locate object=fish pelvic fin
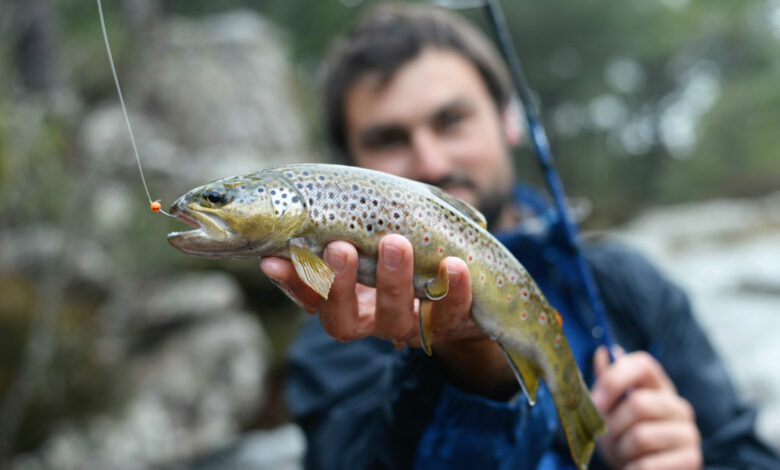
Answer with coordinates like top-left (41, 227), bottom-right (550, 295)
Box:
top-left (289, 238), bottom-right (335, 300)
top-left (498, 343), bottom-right (540, 406)
top-left (553, 381), bottom-right (607, 470)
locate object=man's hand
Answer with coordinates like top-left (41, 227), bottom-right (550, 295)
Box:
top-left (260, 234), bottom-right (516, 399)
top-left (592, 346), bottom-right (703, 470)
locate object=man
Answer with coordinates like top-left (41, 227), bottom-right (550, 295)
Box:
top-left (261, 4), bottom-right (780, 469)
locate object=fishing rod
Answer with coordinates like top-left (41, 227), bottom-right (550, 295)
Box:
top-left (435, 0), bottom-right (617, 362)
top-left (480, 0), bottom-right (617, 362)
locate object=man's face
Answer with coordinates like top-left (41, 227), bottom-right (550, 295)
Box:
top-left (343, 47), bottom-right (518, 227)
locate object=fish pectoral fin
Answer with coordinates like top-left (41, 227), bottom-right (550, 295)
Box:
top-left (424, 260), bottom-right (449, 300)
top-left (289, 240), bottom-right (335, 300)
top-left (498, 343), bottom-right (541, 406)
top-left (418, 300), bottom-right (434, 356)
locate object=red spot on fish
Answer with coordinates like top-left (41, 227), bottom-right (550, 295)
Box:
top-left (479, 274), bottom-right (485, 281)
top-left (555, 311), bottom-right (563, 327)
top-left (540, 313), bottom-right (547, 324)
top-left (555, 335), bottom-right (561, 347)
top-left (438, 247), bottom-right (444, 255)
top-left (506, 295), bottom-right (512, 302)
top-left (467, 254), bottom-right (474, 263)
top-left (520, 311), bottom-right (528, 320)
top-left (521, 289), bottom-right (529, 300)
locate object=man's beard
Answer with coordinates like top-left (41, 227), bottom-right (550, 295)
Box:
top-left (426, 173), bottom-right (510, 231)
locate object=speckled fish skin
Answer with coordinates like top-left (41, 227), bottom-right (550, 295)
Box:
top-left (167, 163), bottom-right (605, 468)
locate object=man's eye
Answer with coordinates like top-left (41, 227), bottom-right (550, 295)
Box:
top-left (437, 110), bottom-right (463, 131)
top-left (204, 190), bottom-right (225, 204)
top-left (362, 129), bottom-right (408, 151)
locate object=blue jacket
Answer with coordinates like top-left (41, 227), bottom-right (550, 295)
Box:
top-left (285, 189), bottom-right (780, 469)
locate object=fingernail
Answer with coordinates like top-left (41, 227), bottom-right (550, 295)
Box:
top-left (382, 244), bottom-right (402, 269)
top-left (447, 267), bottom-right (460, 288)
top-left (326, 248), bottom-right (346, 273)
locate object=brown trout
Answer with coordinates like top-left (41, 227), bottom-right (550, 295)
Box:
top-left (167, 163), bottom-right (605, 468)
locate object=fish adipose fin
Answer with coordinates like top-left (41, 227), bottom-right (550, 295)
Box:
top-left (426, 185), bottom-right (488, 229)
top-left (289, 239), bottom-right (335, 300)
top-left (554, 386), bottom-right (606, 470)
top-left (498, 343), bottom-right (540, 406)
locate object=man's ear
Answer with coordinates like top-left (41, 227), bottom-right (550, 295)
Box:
top-left (502, 98), bottom-right (523, 148)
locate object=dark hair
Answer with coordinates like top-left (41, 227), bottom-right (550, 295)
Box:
top-left (322, 2), bottom-right (513, 158)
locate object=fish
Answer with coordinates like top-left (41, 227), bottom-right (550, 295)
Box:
top-left (167, 163), bottom-right (605, 468)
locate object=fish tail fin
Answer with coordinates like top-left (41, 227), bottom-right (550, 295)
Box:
top-left (553, 386), bottom-right (606, 470)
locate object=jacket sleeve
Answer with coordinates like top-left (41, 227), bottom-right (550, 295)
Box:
top-left (586, 243), bottom-right (780, 470)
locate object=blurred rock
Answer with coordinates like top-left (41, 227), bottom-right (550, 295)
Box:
top-left (11, 311), bottom-right (269, 470)
top-left (138, 272), bottom-right (245, 326)
top-left (80, 8), bottom-right (314, 196)
top-left (176, 423), bottom-right (305, 470)
top-left (610, 191), bottom-right (780, 451)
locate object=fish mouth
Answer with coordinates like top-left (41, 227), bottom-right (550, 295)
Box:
top-left (167, 204), bottom-right (245, 257)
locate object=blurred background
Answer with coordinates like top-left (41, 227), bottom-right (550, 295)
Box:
top-left (1, 0), bottom-right (779, 468)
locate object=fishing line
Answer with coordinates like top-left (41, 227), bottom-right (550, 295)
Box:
top-left (96, 0), bottom-right (172, 217)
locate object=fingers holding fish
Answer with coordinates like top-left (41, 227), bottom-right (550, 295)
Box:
top-left (373, 235), bottom-right (417, 343)
top-left (425, 257), bottom-right (480, 343)
top-left (319, 241), bottom-right (372, 342)
top-left (591, 348), bottom-right (676, 412)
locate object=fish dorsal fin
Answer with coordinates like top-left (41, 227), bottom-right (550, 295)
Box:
top-left (425, 185), bottom-right (487, 229)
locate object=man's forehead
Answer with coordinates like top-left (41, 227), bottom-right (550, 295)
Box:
top-left (345, 47), bottom-right (490, 128)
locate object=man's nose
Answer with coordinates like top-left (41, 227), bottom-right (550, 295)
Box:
top-left (410, 129), bottom-right (450, 184)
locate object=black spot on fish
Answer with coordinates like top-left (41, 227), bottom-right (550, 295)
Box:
top-left (394, 192), bottom-right (400, 198)
top-left (274, 200), bottom-right (280, 205)
top-left (329, 192), bottom-right (334, 199)
top-left (257, 188), bottom-right (264, 193)
top-left (241, 185), bottom-right (246, 189)
top-left (313, 209), bottom-right (319, 217)
top-left (360, 197), bottom-right (366, 204)
top-left (366, 224), bottom-right (373, 231)
top-left (292, 196), bottom-right (299, 203)
top-left (393, 213), bottom-right (400, 219)
top-left (319, 176), bottom-right (325, 181)
top-left (306, 183), bottom-right (314, 190)
top-left (352, 184), bottom-right (359, 190)
top-left (349, 203), bottom-right (356, 210)
top-left (378, 220), bottom-right (384, 225)
top-left (308, 198), bottom-right (313, 205)
top-left (282, 193), bottom-right (287, 198)
top-left (303, 171), bottom-right (309, 176)
top-left (372, 200), bottom-right (378, 206)
top-left (286, 173), bottom-right (293, 178)
top-left (349, 223), bottom-right (355, 229)
top-left (270, 190), bottom-right (276, 195)
top-left (329, 214), bottom-right (335, 220)
top-left (297, 183), bottom-right (303, 189)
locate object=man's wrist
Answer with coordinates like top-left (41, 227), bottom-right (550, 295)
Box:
top-left (432, 337), bottom-right (519, 401)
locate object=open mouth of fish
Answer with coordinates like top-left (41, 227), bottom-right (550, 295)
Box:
top-left (166, 205), bottom-right (235, 249)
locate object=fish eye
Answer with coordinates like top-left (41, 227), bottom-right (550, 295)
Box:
top-left (203, 189), bottom-right (225, 204)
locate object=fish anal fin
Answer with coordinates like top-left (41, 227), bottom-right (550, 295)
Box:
top-left (498, 343), bottom-right (540, 406)
top-left (289, 239), bottom-right (334, 300)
